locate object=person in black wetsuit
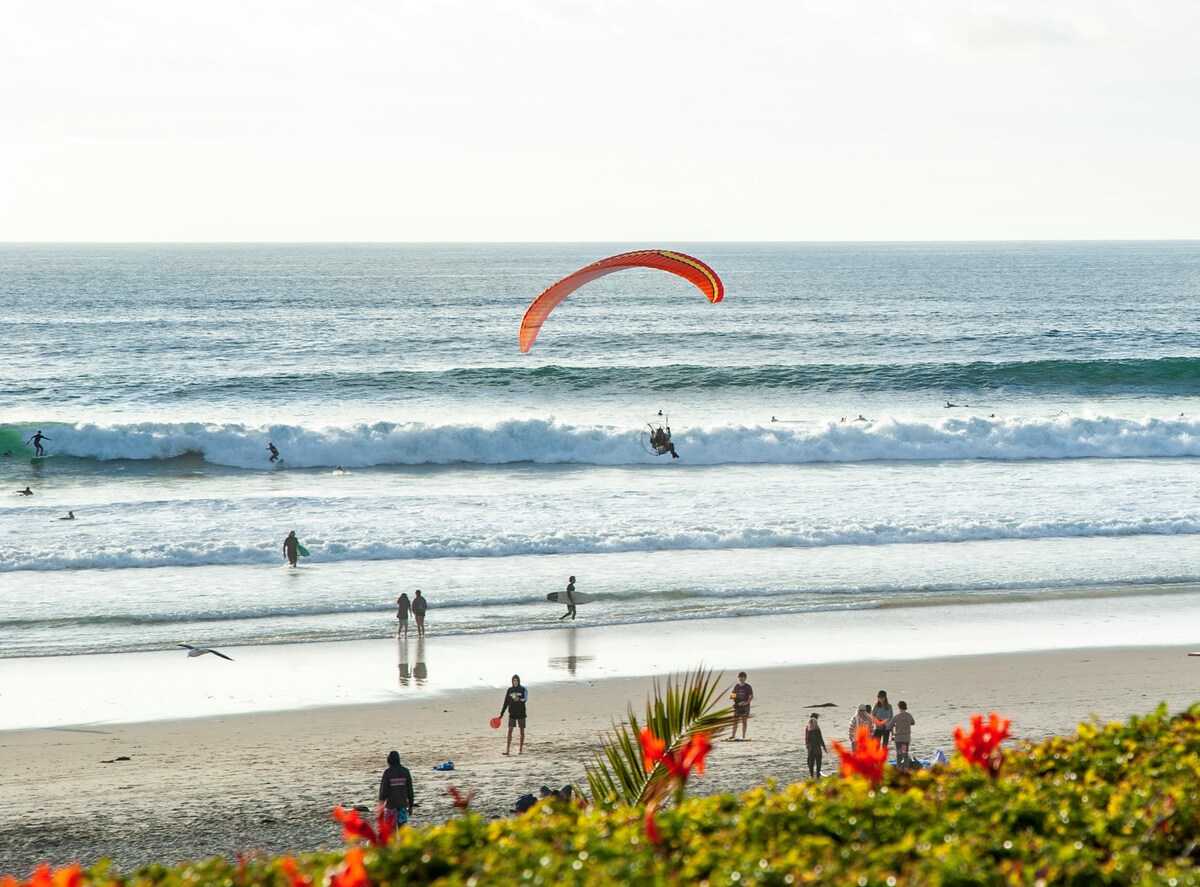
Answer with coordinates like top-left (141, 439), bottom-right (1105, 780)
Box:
top-left (500, 674), bottom-right (528, 756)
top-left (282, 530), bottom-right (299, 567)
top-left (27, 431), bottom-right (50, 456)
top-left (375, 750), bottom-right (415, 830)
top-left (267, 442), bottom-right (280, 463)
top-left (559, 575), bottom-right (577, 621)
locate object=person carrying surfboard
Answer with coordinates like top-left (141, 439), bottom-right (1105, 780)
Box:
top-left (282, 529), bottom-right (299, 567)
top-left (559, 576), bottom-right (577, 621)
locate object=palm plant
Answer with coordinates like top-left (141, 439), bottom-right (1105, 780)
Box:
top-left (584, 666), bottom-right (737, 810)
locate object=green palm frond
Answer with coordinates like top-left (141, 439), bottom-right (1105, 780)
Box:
top-left (584, 666), bottom-right (737, 810)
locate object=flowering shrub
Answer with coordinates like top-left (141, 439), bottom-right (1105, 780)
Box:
top-left (5, 704), bottom-right (1200, 886)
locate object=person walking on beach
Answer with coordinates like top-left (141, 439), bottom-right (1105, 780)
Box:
top-left (501, 674), bottom-right (528, 756)
top-left (282, 530), bottom-right (299, 567)
top-left (267, 442), bottom-right (280, 463)
top-left (559, 575), bottom-right (577, 621)
top-left (395, 592), bottom-right (411, 637)
top-left (27, 431), bottom-right (50, 456)
top-left (871, 690), bottom-right (894, 748)
top-left (412, 589), bottom-right (427, 636)
top-left (375, 750), bottom-right (415, 830)
top-left (891, 700), bottom-right (916, 768)
top-left (804, 712), bottom-right (827, 778)
top-left (850, 704), bottom-right (874, 751)
top-left (729, 672), bottom-right (754, 741)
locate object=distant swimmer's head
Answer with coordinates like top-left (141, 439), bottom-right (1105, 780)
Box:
top-left (387, 750), bottom-right (400, 766)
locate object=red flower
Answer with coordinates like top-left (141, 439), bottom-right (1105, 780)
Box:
top-left (638, 728), bottom-right (713, 781)
top-left (330, 847), bottom-right (369, 887)
top-left (279, 858), bottom-right (312, 887)
top-left (332, 806), bottom-right (389, 846)
top-left (954, 712), bottom-right (1012, 777)
top-left (831, 725), bottom-right (888, 785)
top-left (447, 785), bottom-right (475, 811)
top-left (643, 802), bottom-right (663, 849)
top-left (638, 727), bottom-right (667, 772)
top-left (5, 865), bottom-right (83, 887)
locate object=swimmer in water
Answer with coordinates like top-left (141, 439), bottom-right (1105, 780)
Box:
top-left (14, 487), bottom-right (32, 496)
top-left (59, 511), bottom-right (75, 520)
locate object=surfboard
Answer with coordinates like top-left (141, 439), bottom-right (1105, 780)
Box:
top-left (296, 544), bottom-right (310, 557)
top-left (547, 591), bottom-right (594, 604)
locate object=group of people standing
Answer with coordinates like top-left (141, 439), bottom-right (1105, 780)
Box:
top-left (395, 590), bottom-right (428, 637)
top-left (803, 690), bottom-right (916, 778)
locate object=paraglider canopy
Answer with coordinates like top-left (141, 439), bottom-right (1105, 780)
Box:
top-left (518, 249), bottom-right (724, 352)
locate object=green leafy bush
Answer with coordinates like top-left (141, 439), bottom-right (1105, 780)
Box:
top-left (7, 703), bottom-right (1200, 886)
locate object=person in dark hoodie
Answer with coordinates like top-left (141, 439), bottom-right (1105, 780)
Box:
top-left (375, 750), bottom-right (415, 830)
top-left (500, 674), bottom-right (528, 756)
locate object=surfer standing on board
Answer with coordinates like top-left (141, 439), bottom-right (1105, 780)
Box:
top-left (559, 575), bottom-right (577, 621)
top-left (27, 430), bottom-right (49, 456)
top-left (267, 442), bottom-right (280, 463)
top-left (283, 530), bottom-right (299, 567)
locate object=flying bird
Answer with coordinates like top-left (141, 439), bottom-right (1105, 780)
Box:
top-left (178, 644), bottom-right (234, 661)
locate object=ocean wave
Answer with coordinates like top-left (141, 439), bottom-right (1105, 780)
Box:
top-left (4, 512), bottom-right (1200, 572)
top-left (7, 412), bottom-right (1200, 469)
top-left (118, 356), bottom-right (1200, 399)
top-left (8, 357), bottom-right (1196, 410)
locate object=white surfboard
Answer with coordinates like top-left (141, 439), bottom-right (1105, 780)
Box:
top-left (547, 591), bottom-right (594, 604)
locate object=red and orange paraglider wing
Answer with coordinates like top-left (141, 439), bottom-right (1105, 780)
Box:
top-left (518, 249), bottom-right (724, 352)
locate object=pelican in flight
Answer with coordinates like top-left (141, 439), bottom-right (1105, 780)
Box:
top-left (178, 644), bottom-right (234, 661)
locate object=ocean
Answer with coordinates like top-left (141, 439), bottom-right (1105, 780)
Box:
top-left (3, 241), bottom-right (1200, 663)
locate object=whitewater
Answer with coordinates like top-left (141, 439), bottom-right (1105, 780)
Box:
top-left (2, 241), bottom-right (1199, 660)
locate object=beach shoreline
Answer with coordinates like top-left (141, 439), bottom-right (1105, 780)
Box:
top-left (4, 590), bottom-right (1199, 733)
top-left (2, 642), bottom-right (1197, 876)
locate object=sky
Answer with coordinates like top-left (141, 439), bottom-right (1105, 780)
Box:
top-left (1, 0), bottom-right (1197, 242)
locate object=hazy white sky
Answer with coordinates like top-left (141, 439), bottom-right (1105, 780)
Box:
top-left (2, 0), bottom-right (1197, 241)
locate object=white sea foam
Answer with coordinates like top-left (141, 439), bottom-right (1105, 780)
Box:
top-left (22, 413), bottom-right (1200, 468)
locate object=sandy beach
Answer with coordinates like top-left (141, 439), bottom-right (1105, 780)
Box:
top-left (2, 642), bottom-right (1197, 877)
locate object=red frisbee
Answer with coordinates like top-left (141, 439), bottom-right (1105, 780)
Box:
top-left (489, 716), bottom-right (502, 729)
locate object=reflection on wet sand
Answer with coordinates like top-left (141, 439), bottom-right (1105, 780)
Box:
top-left (397, 637), bottom-right (410, 686)
top-left (397, 637), bottom-right (428, 686)
top-left (547, 627), bottom-right (594, 677)
top-left (414, 638), bottom-right (427, 684)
